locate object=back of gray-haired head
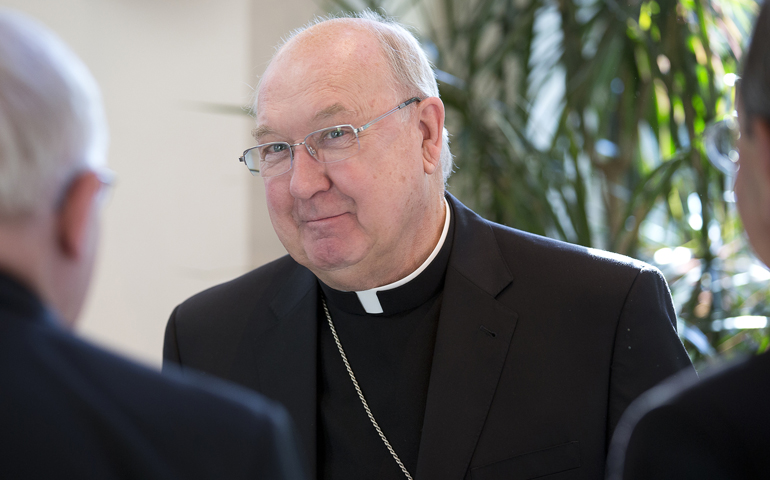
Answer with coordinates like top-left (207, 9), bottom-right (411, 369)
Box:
top-left (740, 0), bottom-right (770, 130)
top-left (261, 10), bottom-right (454, 182)
top-left (0, 9), bottom-right (108, 219)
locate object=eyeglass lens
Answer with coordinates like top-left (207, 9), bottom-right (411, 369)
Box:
top-left (249, 125), bottom-right (362, 177)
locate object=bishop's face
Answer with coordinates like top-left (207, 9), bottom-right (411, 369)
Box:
top-left (255, 25), bottom-right (440, 291)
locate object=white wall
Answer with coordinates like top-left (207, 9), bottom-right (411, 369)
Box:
top-left (1, 0), bottom-right (320, 367)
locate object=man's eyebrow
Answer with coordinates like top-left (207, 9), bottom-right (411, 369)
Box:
top-left (252, 125), bottom-right (274, 141)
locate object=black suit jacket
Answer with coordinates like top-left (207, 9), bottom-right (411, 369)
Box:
top-left (606, 352), bottom-right (770, 479)
top-left (0, 272), bottom-right (305, 480)
top-left (164, 194), bottom-right (693, 480)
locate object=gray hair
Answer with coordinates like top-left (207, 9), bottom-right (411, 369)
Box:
top-left (262, 10), bottom-right (453, 183)
top-left (0, 9), bottom-right (108, 218)
top-left (740, 0), bottom-right (770, 131)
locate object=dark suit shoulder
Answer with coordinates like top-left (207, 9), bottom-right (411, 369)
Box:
top-left (171, 254), bottom-right (301, 334)
top-left (1, 317), bottom-right (304, 479)
top-left (482, 220), bottom-right (660, 308)
top-left (610, 353), bottom-right (770, 479)
top-left (178, 254), bottom-right (301, 314)
top-left (674, 350), bottom-right (770, 405)
top-left (653, 352), bottom-right (770, 449)
top-left (630, 352), bottom-right (770, 431)
top-left (490, 220), bottom-right (649, 276)
top-left (447, 194), bottom-right (656, 304)
top-left (165, 254), bottom-right (313, 375)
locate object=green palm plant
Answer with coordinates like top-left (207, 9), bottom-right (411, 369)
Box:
top-left (326, 0), bottom-right (767, 367)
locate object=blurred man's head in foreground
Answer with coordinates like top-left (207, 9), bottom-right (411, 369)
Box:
top-left (0, 9), bottom-right (110, 327)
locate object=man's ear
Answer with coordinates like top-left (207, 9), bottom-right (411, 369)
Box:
top-left (417, 97), bottom-right (445, 175)
top-left (56, 171), bottom-right (101, 260)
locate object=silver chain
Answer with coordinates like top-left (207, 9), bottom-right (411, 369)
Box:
top-left (321, 298), bottom-right (414, 480)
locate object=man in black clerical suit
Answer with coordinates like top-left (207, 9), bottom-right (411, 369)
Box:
top-left (0, 10), bottom-right (304, 479)
top-left (606, 4), bottom-right (770, 479)
top-left (164, 11), bottom-right (693, 480)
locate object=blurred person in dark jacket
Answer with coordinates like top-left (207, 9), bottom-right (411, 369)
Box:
top-left (606, 3), bottom-right (770, 478)
top-left (0, 9), bottom-right (305, 480)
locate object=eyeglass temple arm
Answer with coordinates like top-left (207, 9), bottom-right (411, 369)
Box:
top-left (239, 151), bottom-right (261, 174)
top-left (356, 97), bottom-right (422, 133)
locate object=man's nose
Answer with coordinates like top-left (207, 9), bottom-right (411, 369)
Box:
top-left (288, 144), bottom-right (331, 199)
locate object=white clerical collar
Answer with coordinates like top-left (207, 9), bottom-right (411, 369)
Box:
top-left (354, 197), bottom-right (451, 314)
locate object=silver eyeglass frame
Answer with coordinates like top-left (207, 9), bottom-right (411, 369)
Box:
top-left (239, 97), bottom-right (421, 177)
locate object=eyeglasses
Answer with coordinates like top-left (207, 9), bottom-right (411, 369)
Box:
top-left (240, 97), bottom-right (421, 177)
top-left (704, 115), bottom-right (740, 176)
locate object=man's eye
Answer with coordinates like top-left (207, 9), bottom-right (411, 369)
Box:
top-left (328, 128), bottom-right (345, 139)
top-left (259, 143), bottom-right (290, 161)
top-left (319, 128), bottom-right (350, 141)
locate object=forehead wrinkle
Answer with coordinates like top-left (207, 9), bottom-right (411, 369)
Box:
top-left (254, 101), bottom-right (359, 142)
top-left (314, 103), bottom-right (354, 121)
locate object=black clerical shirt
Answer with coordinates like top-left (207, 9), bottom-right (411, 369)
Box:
top-left (317, 215), bottom-right (454, 480)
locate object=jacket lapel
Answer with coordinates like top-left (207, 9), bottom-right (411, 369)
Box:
top-left (416, 195), bottom-right (519, 480)
top-left (240, 263), bottom-right (319, 477)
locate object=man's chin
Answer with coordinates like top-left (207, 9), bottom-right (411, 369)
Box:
top-left (306, 254), bottom-right (356, 274)
top-left (299, 249), bottom-right (370, 290)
